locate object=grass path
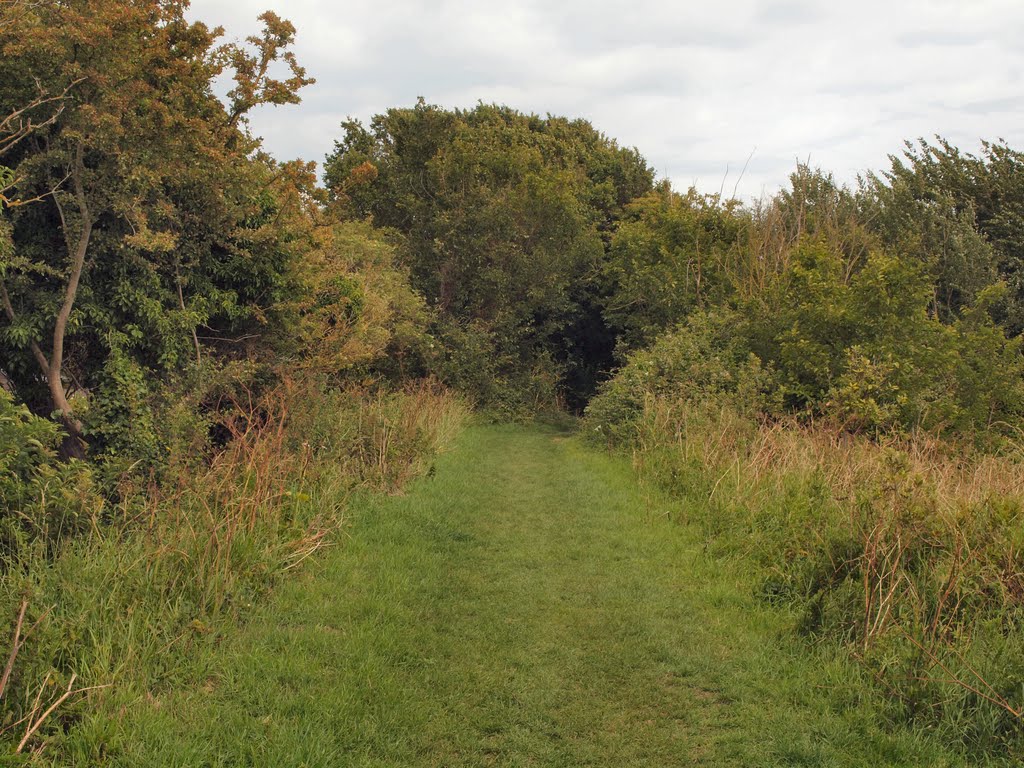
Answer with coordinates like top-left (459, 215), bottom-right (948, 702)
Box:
top-left (112, 424), bottom-right (966, 766)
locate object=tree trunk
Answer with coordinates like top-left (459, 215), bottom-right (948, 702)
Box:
top-left (57, 414), bottom-right (86, 460)
top-left (44, 143), bottom-right (91, 458)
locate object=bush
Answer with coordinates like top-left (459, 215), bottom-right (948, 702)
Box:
top-left (432, 318), bottom-right (562, 418)
top-left (612, 394), bottom-right (1024, 758)
top-left (593, 238), bottom-right (1024, 440)
top-left (284, 221), bottom-right (436, 382)
top-left (0, 380), bottom-right (468, 759)
top-left (0, 390), bottom-right (98, 558)
top-left (585, 307), bottom-right (775, 444)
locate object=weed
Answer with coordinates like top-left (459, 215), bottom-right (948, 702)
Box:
top-left (617, 395), bottom-right (1024, 759)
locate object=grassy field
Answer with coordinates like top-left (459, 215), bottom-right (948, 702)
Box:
top-left (100, 424), bottom-right (978, 766)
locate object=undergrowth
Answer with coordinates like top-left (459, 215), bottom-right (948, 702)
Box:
top-left (0, 378), bottom-right (467, 762)
top-left (592, 396), bottom-right (1024, 760)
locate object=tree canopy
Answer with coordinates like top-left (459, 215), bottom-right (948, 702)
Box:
top-left (0, 0), bottom-right (312, 459)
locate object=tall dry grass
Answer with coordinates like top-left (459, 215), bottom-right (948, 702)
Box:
top-left (631, 394), bottom-right (1024, 757)
top-left (0, 378), bottom-right (468, 758)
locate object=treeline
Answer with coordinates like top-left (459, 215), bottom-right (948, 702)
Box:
top-left (6, 2), bottom-right (1022, 469)
top-left (590, 149), bottom-right (1024, 440)
top-left (324, 100), bottom-right (654, 409)
top-left (327, 105), bottom-right (1024, 437)
top-left (3, 0), bottom-right (1024, 760)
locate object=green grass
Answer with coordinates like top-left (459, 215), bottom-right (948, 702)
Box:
top-left (96, 424), bottom-right (977, 766)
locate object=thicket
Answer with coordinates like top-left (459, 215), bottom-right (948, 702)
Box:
top-left (324, 100), bottom-right (654, 412)
top-left (0, 1), bottom-right (470, 759)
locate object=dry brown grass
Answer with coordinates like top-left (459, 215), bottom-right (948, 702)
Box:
top-left (631, 395), bottom-right (1024, 748)
top-left (129, 377), bottom-right (468, 614)
top-left (0, 377), bottom-right (468, 756)
top-left (640, 395), bottom-right (1024, 521)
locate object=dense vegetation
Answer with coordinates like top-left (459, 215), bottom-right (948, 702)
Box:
top-left (0, 2), bottom-right (470, 761)
top-left (3, 0), bottom-right (1024, 762)
top-left (584, 155), bottom-right (1024, 759)
top-left (324, 100), bottom-right (654, 410)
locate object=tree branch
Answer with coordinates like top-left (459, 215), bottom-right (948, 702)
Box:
top-left (0, 277), bottom-right (51, 377)
top-left (47, 143), bottom-right (90, 440)
top-left (0, 79), bottom-right (82, 159)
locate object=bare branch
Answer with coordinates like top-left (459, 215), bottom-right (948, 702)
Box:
top-left (0, 79), bottom-right (82, 159)
top-left (0, 278), bottom-right (51, 376)
top-left (15, 673), bottom-right (111, 753)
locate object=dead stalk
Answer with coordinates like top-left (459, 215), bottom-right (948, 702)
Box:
top-left (0, 600), bottom-right (28, 701)
top-left (16, 674), bottom-right (112, 753)
top-left (897, 626), bottom-right (1022, 720)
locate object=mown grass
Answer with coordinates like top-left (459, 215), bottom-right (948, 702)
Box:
top-left (91, 424), bottom-right (980, 766)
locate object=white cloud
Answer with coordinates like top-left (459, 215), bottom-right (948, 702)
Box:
top-left (189, 0), bottom-right (1024, 198)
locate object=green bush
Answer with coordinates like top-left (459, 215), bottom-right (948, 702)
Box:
top-left (592, 237), bottom-right (1024, 440)
top-left (431, 318), bottom-right (562, 417)
top-left (585, 307), bottom-right (775, 444)
top-left (0, 390), bottom-right (98, 558)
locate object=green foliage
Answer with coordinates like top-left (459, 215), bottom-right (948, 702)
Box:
top-left (0, 381), bottom-right (467, 758)
top-left (82, 346), bottom-right (165, 485)
top-left (430, 318), bottom-right (562, 417)
top-left (286, 221), bottom-right (433, 381)
top-left (324, 101), bottom-right (654, 407)
top-left (776, 164), bottom-right (877, 270)
top-left (597, 224), bottom-right (1024, 438)
top-left (0, 0), bottom-right (314, 456)
top-left (949, 285), bottom-right (1024, 434)
top-left (865, 138), bottom-right (1024, 329)
top-left (0, 390), bottom-right (97, 556)
top-left (585, 308), bottom-right (774, 444)
top-left (763, 243), bottom-right (950, 427)
top-left (603, 187), bottom-right (744, 351)
top-left (758, 242), bottom-right (1024, 434)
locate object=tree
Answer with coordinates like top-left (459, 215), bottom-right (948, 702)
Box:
top-left (0, 1), bottom-right (312, 458)
top-left (224, 11), bottom-right (313, 132)
top-left (324, 101), bottom-right (653, 407)
top-left (863, 138), bottom-right (1004, 325)
top-left (602, 186), bottom-right (743, 352)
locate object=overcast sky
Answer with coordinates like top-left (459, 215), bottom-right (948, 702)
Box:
top-left (189, 0), bottom-right (1024, 199)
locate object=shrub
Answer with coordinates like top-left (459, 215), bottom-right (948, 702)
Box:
top-left (585, 307), bottom-right (775, 444)
top-left (431, 318), bottom-right (562, 417)
top-left (0, 380), bottom-right (468, 759)
top-left (615, 394), bottom-right (1024, 758)
top-left (0, 390), bottom-right (99, 558)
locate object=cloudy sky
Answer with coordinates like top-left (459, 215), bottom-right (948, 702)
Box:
top-left (190, 0), bottom-right (1024, 199)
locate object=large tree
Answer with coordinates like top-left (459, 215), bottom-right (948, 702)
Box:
top-left (324, 101), bottom-right (654, 406)
top-left (0, 0), bottom-right (312, 457)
